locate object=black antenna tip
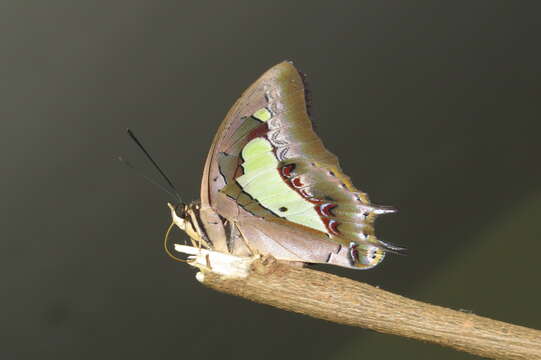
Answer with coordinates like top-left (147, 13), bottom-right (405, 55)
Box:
top-left (125, 128), bottom-right (184, 206)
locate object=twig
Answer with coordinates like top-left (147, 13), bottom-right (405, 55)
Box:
top-left (175, 245), bottom-right (541, 360)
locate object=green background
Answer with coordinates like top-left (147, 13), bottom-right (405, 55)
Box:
top-left (3, 2), bottom-right (540, 359)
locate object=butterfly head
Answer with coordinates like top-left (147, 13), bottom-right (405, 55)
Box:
top-left (168, 202), bottom-right (200, 242)
top-left (171, 201), bottom-right (187, 219)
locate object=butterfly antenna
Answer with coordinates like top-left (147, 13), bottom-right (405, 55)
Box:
top-left (125, 128), bottom-right (184, 205)
top-left (118, 156), bottom-right (179, 201)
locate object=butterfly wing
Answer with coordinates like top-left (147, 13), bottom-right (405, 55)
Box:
top-left (200, 61), bottom-right (401, 269)
top-left (198, 64), bottom-right (270, 253)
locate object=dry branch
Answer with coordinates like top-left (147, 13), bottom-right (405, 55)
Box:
top-left (175, 245), bottom-right (541, 360)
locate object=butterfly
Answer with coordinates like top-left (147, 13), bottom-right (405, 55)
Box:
top-left (172, 61), bottom-right (405, 270)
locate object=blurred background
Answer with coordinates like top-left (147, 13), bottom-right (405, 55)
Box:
top-left (2, 2), bottom-right (540, 359)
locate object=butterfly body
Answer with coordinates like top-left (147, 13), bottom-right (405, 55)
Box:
top-left (176, 61), bottom-right (403, 270)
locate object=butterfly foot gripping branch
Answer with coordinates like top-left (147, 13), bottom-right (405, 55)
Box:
top-left (168, 203), bottom-right (256, 279)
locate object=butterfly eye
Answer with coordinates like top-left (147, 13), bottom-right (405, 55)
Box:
top-left (279, 207), bottom-right (288, 212)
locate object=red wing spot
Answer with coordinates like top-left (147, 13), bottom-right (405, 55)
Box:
top-left (300, 189), bottom-right (309, 197)
top-left (291, 177), bottom-right (304, 188)
top-left (322, 218), bottom-right (340, 235)
top-left (329, 220), bottom-right (340, 235)
top-left (318, 203), bottom-right (337, 217)
top-left (297, 188), bottom-right (323, 204)
top-left (281, 164), bottom-right (295, 177)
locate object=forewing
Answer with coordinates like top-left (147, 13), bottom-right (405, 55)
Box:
top-left (200, 61), bottom-right (398, 269)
